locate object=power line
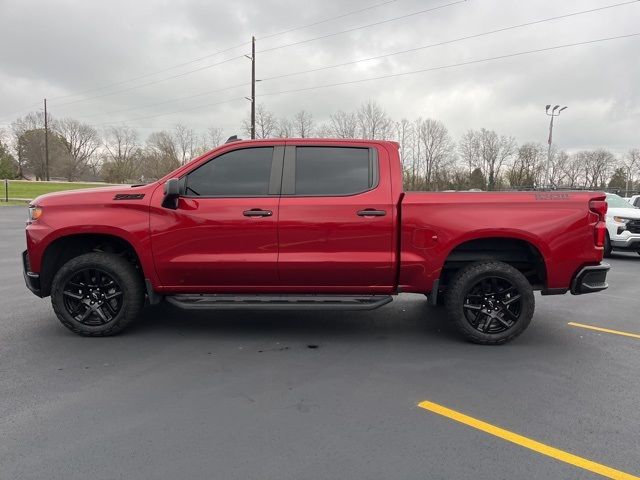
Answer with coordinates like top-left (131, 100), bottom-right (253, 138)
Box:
top-left (91, 96), bottom-right (246, 126)
top-left (76, 81), bottom-right (250, 119)
top-left (258, 0), bottom-right (467, 54)
top-left (51, 55), bottom-right (246, 108)
top-left (257, 33), bottom-right (640, 98)
top-left (258, 0), bottom-right (399, 40)
top-left (47, 41), bottom-right (250, 102)
top-left (259, 0), bottom-right (640, 83)
top-left (49, 0), bottom-right (466, 113)
top-left (79, 0), bottom-right (638, 121)
top-left (49, 0), bottom-right (401, 104)
top-left (89, 32), bottom-right (640, 127)
top-left (41, 0), bottom-right (467, 114)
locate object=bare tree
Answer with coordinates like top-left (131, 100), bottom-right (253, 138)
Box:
top-left (102, 126), bottom-right (139, 183)
top-left (395, 119), bottom-right (414, 189)
top-left (415, 118), bottom-right (455, 190)
top-left (143, 131), bottom-right (181, 179)
top-left (195, 126), bottom-right (225, 155)
top-left (507, 142), bottom-right (545, 189)
top-left (207, 127), bottom-right (224, 148)
top-left (293, 110), bottom-right (314, 138)
top-left (356, 100), bottom-right (393, 139)
top-left (623, 148), bottom-right (640, 192)
top-left (580, 149), bottom-right (614, 189)
top-left (55, 118), bottom-right (100, 181)
top-left (277, 117), bottom-right (293, 138)
top-left (243, 104), bottom-right (277, 139)
top-left (459, 128), bottom-right (516, 190)
top-left (329, 111), bottom-right (357, 138)
top-left (173, 123), bottom-right (195, 165)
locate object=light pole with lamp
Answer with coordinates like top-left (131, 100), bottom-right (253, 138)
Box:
top-left (545, 104), bottom-right (567, 188)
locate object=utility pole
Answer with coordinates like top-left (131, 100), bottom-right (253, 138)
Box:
top-left (544, 104), bottom-right (567, 189)
top-left (244, 36), bottom-right (256, 139)
top-left (251, 36), bottom-right (256, 139)
top-left (44, 98), bottom-right (50, 181)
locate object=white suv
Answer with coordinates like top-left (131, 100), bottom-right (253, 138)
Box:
top-left (605, 193), bottom-right (640, 256)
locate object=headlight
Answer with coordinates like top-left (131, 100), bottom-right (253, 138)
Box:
top-left (28, 205), bottom-right (43, 222)
top-left (613, 216), bottom-right (631, 224)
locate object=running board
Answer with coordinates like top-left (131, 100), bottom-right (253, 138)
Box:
top-left (165, 294), bottom-right (393, 311)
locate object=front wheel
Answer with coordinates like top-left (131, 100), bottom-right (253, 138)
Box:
top-left (51, 252), bottom-right (144, 336)
top-left (445, 261), bottom-right (535, 345)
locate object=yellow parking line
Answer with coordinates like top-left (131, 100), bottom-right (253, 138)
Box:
top-left (568, 322), bottom-right (640, 340)
top-left (418, 400), bottom-right (639, 480)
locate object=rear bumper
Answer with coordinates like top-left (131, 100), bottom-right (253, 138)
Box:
top-left (22, 250), bottom-right (42, 297)
top-left (570, 263), bottom-right (610, 295)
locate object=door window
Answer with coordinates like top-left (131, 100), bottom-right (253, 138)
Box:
top-left (185, 147), bottom-right (274, 196)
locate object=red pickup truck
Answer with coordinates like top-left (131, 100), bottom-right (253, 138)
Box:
top-left (23, 138), bottom-right (609, 344)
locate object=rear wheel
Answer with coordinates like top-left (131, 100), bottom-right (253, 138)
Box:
top-left (445, 261), bottom-right (534, 345)
top-left (51, 252), bottom-right (144, 336)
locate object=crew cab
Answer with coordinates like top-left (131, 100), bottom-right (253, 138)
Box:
top-left (23, 138), bottom-right (610, 344)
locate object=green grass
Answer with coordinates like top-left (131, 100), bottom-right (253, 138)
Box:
top-left (0, 180), bottom-right (114, 201)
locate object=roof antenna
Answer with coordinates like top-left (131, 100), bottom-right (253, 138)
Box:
top-left (225, 135), bottom-right (240, 144)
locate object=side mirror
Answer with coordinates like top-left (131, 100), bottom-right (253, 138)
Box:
top-left (162, 178), bottom-right (180, 209)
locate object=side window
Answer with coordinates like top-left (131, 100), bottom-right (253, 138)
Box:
top-left (293, 147), bottom-right (376, 195)
top-left (185, 147), bottom-right (273, 196)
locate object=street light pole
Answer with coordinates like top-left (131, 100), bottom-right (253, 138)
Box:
top-left (544, 104), bottom-right (567, 188)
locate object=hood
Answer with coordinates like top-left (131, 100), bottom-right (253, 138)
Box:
top-left (32, 184), bottom-right (157, 207)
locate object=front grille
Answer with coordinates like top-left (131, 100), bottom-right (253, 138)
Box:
top-left (627, 220), bottom-right (640, 234)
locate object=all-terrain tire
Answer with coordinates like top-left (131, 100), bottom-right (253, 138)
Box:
top-left (51, 252), bottom-right (144, 336)
top-left (445, 261), bottom-right (535, 345)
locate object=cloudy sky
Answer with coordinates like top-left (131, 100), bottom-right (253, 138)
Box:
top-left (0, 0), bottom-right (638, 153)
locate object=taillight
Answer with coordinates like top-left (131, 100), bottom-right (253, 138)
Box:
top-left (589, 199), bottom-right (608, 248)
top-left (589, 200), bottom-right (607, 218)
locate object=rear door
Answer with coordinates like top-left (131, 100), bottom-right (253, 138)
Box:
top-left (277, 142), bottom-right (395, 292)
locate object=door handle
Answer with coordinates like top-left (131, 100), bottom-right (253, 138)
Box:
top-left (357, 209), bottom-right (386, 217)
top-left (243, 209), bottom-right (273, 217)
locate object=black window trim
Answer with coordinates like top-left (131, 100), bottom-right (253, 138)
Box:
top-left (180, 145), bottom-right (284, 198)
top-left (281, 145), bottom-right (379, 197)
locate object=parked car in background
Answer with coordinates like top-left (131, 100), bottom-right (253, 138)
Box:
top-left (627, 194), bottom-right (640, 207)
top-left (604, 193), bottom-right (640, 256)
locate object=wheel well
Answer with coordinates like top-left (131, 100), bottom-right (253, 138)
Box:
top-left (440, 238), bottom-right (546, 290)
top-left (40, 234), bottom-right (143, 297)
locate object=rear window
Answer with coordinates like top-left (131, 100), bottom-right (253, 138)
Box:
top-left (294, 147), bottom-right (376, 195)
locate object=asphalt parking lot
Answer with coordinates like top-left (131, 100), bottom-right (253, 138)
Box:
top-left (1, 205), bottom-right (639, 480)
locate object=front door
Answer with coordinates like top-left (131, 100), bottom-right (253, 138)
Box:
top-left (150, 144), bottom-right (283, 291)
top-left (277, 143), bottom-right (395, 293)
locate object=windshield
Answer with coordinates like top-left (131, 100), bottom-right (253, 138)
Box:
top-left (606, 194), bottom-right (636, 209)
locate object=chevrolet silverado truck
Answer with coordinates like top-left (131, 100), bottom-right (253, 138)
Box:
top-left (23, 138), bottom-right (610, 344)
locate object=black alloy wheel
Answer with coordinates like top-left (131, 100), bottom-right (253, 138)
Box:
top-left (445, 261), bottom-right (535, 345)
top-left (51, 252), bottom-right (144, 336)
top-left (62, 268), bottom-right (124, 325)
top-left (462, 276), bottom-right (522, 334)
